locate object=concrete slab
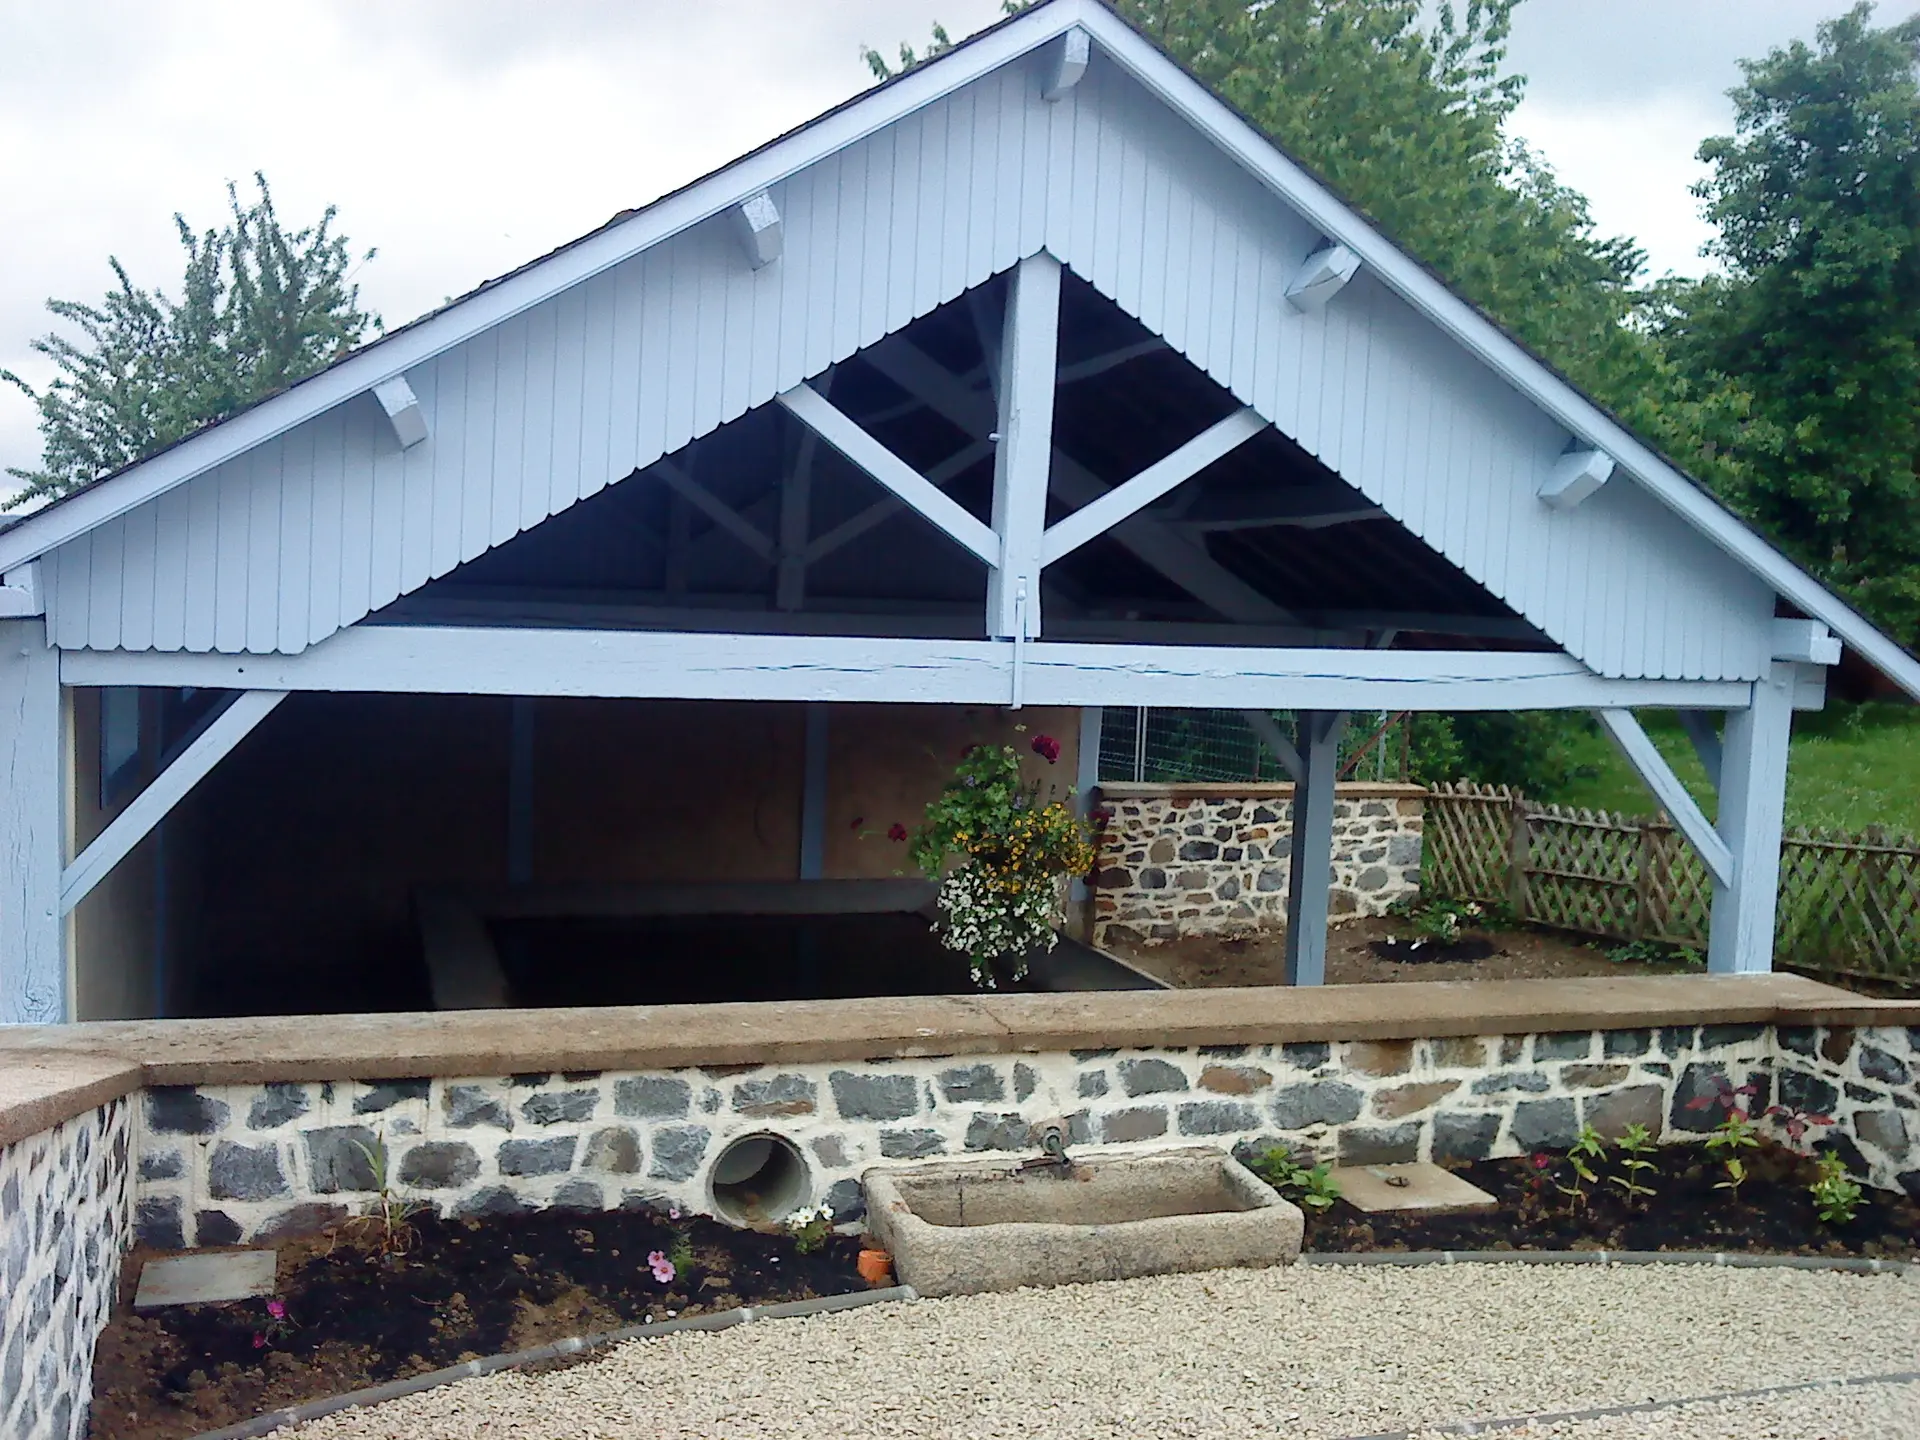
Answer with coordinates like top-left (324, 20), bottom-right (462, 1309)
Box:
top-left (1331, 1162), bottom-right (1498, 1215)
top-left (133, 1249), bottom-right (278, 1310)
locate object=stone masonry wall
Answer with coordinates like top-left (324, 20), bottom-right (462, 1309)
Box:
top-left (1774, 1022), bottom-right (1918, 1192)
top-left (1091, 783), bottom-right (1424, 947)
top-left (1, 1097), bottom-right (133, 1440)
top-left (129, 1023), bottom-right (1915, 1251)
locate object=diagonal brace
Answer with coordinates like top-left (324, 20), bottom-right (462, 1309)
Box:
top-left (1595, 708), bottom-right (1732, 887)
top-left (777, 384), bottom-right (999, 564)
top-left (651, 459), bottom-right (775, 562)
top-left (1241, 709), bottom-right (1303, 783)
top-left (62, 690), bottom-right (288, 913)
top-left (1043, 408), bottom-right (1266, 564)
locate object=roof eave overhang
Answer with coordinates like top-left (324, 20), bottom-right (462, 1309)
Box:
top-left (7, 0), bottom-right (1915, 703)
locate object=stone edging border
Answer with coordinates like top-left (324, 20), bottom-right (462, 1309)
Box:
top-left (1309, 1251), bottom-right (1916, 1440)
top-left (1297, 1248), bottom-right (1913, 1276)
top-left (1340, 1369), bottom-right (1920, 1440)
top-left (184, 1284), bottom-right (919, 1440)
top-left (173, 1251), bottom-right (1914, 1440)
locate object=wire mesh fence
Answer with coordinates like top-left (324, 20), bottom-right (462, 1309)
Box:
top-left (1096, 707), bottom-right (1413, 784)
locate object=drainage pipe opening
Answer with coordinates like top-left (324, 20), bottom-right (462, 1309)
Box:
top-left (708, 1133), bottom-right (810, 1228)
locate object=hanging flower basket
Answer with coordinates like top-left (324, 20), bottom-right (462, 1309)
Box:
top-left (904, 733), bottom-right (1097, 989)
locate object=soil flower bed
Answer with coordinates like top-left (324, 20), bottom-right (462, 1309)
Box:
top-left (89, 1208), bottom-right (864, 1440)
top-left (1299, 1142), bottom-right (1920, 1261)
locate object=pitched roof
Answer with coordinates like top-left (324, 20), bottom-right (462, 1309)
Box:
top-left (7, 0), bottom-right (1915, 698)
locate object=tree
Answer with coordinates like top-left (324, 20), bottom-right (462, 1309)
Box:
top-left (3, 173), bottom-right (378, 509)
top-left (867, 1), bottom-right (1653, 409)
top-left (1655, 4), bottom-right (1920, 645)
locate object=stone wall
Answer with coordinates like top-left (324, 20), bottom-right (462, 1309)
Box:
top-left (1091, 783), bottom-right (1424, 947)
top-left (128, 1022), bottom-right (1916, 1250)
top-left (1, 1097), bottom-right (133, 1440)
top-left (1774, 1023), bottom-right (1918, 1190)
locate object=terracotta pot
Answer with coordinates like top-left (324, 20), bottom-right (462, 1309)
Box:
top-left (856, 1247), bottom-right (894, 1288)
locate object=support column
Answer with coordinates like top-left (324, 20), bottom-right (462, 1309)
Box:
top-left (508, 698), bottom-right (535, 886)
top-left (0, 619), bottom-right (64, 1022)
top-left (1284, 710), bottom-right (1346, 987)
top-left (987, 252), bottom-right (1062, 640)
top-left (1707, 663), bottom-right (1794, 974)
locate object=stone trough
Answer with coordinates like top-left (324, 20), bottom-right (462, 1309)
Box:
top-left (862, 1145), bottom-right (1303, 1297)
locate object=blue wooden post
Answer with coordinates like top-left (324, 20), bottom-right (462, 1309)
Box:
top-left (0, 619), bottom-right (65, 1023)
top-left (1285, 711), bottom-right (1346, 986)
top-left (1707, 663), bottom-right (1795, 975)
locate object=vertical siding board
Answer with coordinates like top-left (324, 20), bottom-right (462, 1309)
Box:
top-left (964, 80), bottom-right (1000, 288)
top-left (337, 401), bottom-right (378, 623)
top-left (457, 327), bottom-right (498, 562)
top-left (912, 105), bottom-right (949, 319)
top-left (776, 170), bottom-right (818, 390)
top-left (518, 297), bottom-right (561, 531)
top-left (1043, 77), bottom-right (1076, 263)
top-left (275, 419), bottom-right (314, 654)
top-left (859, 131), bottom-right (897, 349)
top-left (149, 485), bottom-right (191, 651)
top-left (609, 251), bottom-right (648, 480)
top-left (832, 146), bottom-right (872, 363)
top-left (547, 288), bottom-right (588, 520)
top-left (658, 240), bottom-right (700, 458)
top-left (489, 314), bottom-right (530, 547)
top-left (304, 410), bottom-right (347, 644)
top-left (396, 364), bottom-right (439, 592)
top-left (990, 70), bottom-right (1028, 274)
top-left (367, 413), bottom-right (407, 615)
top-left (46, 544), bottom-right (85, 650)
top-left (801, 155), bottom-right (843, 381)
top-left (574, 271), bottom-right (617, 503)
top-left (1066, 88), bottom-right (1103, 285)
top-left (940, 92), bottom-right (976, 315)
top-left (115, 502), bottom-right (158, 653)
top-left (427, 345), bottom-right (470, 575)
top-left (1018, 76), bottom-right (1051, 259)
top-left (85, 517), bottom-right (125, 653)
top-left (182, 466), bottom-right (220, 651)
top-left (211, 457), bottom-right (252, 654)
top-left (885, 113), bottom-right (923, 333)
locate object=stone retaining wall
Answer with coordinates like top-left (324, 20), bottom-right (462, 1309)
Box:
top-left (1, 1097), bottom-right (133, 1440)
top-left (1090, 784), bottom-right (1424, 947)
top-left (130, 1022), bottom-right (1916, 1249)
top-left (1774, 1023), bottom-right (1918, 1184)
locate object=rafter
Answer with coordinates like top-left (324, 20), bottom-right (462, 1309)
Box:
top-left (650, 459), bottom-right (775, 562)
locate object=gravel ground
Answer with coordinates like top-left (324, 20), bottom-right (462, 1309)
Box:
top-left (274, 1265), bottom-right (1919, 1440)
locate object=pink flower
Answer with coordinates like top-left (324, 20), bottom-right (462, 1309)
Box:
top-left (668, 1206), bottom-right (681, 1221)
top-left (647, 1249), bottom-right (676, 1284)
top-left (850, 815), bottom-right (865, 830)
top-left (887, 822), bottom-right (908, 842)
top-left (1531, 1153), bottom-right (1552, 1170)
top-left (1031, 734), bottom-right (1061, 763)
top-left (266, 1299), bottom-right (286, 1320)
top-left (252, 1333), bottom-right (266, 1349)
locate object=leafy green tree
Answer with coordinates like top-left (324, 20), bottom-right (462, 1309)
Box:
top-left (1655, 4), bottom-right (1920, 644)
top-left (3, 173), bottom-right (378, 508)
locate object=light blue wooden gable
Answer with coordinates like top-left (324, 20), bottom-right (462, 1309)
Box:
top-left (25, 3), bottom-right (1786, 682)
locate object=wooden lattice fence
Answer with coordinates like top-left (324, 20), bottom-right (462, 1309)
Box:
top-left (1424, 782), bottom-right (1920, 985)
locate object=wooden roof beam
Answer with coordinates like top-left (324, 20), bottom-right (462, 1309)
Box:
top-left (1539, 447), bottom-right (1615, 510)
top-left (1042, 26), bottom-right (1092, 101)
top-left (732, 190), bottom-right (783, 270)
top-left (372, 375), bottom-right (429, 450)
top-left (1285, 244), bottom-right (1361, 314)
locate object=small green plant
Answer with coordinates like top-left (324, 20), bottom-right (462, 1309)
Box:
top-left (1686, 1073), bottom-right (1762, 1202)
top-left (1608, 1122), bottom-right (1659, 1205)
top-left (1553, 1124), bottom-right (1608, 1208)
top-left (659, 1203), bottom-right (695, 1275)
top-left (1248, 1144), bottom-right (1341, 1213)
top-left (1387, 894), bottom-right (1508, 951)
top-left (784, 1202), bottom-right (836, 1254)
top-left (344, 1134), bottom-right (429, 1260)
top-left (1604, 938), bottom-right (1704, 970)
top-left (1809, 1152), bottom-right (1864, 1226)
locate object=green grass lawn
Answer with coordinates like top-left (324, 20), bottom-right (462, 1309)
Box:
top-left (1553, 703), bottom-right (1920, 838)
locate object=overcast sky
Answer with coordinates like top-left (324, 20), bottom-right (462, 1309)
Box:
top-left (1, 0), bottom-right (1909, 481)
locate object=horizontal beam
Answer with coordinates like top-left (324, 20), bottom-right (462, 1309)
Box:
top-left (1771, 618), bottom-right (1841, 666)
top-left (0, 563), bottom-right (42, 618)
top-left (1286, 244), bottom-right (1361, 313)
top-left (1042, 25), bottom-right (1091, 100)
top-left (1167, 480), bottom-right (1383, 533)
top-left (777, 383), bottom-right (999, 564)
top-left (63, 628), bottom-right (1755, 711)
top-left (1595, 707), bottom-right (1733, 887)
top-left (1041, 408), bottom-right (1266, 564)
top-left (61, 690), bottom-right (288, 913)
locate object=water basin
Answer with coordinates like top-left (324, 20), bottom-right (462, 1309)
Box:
top-left (863, 1146), bottom-right (1302, 1297)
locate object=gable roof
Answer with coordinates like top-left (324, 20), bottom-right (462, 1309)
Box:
top-left (7, 0), bottom-right (1915, 698)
